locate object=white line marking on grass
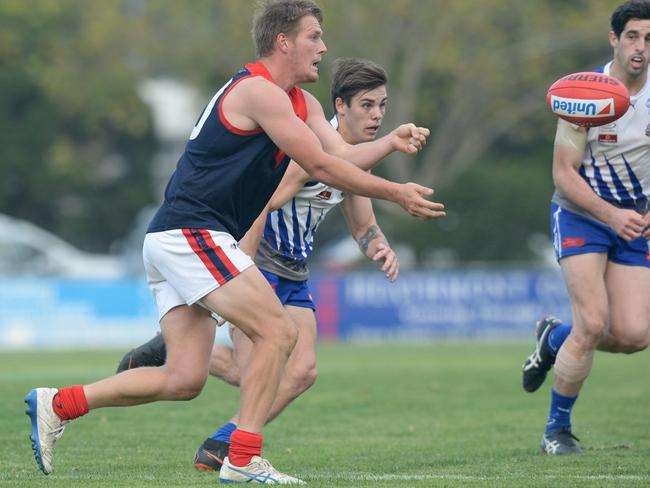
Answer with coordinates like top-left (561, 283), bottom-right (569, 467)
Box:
top-left (307, 473), bottom-right (650, 482)
top-left (555, 475), bottom-right (650, 481)
top-left (309, 474), bottom-right (493, 481)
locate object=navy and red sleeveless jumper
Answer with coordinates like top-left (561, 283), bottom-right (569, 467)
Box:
top-left (147, 61), bottom-right (308, 241)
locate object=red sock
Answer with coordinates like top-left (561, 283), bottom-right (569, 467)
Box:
top-left (228, 429), bottom-right (263, 467)
top-left (52, 385), bottom-right (89, 421)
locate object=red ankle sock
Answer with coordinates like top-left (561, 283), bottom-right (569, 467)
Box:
top-left (228, 429), bottom-right (263, 467)
top-left (52, 385), bottom-right (89, 421)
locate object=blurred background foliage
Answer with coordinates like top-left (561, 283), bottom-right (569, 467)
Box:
top-left (0, 0), bottom-right (619, 265)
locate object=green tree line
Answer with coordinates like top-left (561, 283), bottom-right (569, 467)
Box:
top-left (0, 0), bottom-right (617, 263)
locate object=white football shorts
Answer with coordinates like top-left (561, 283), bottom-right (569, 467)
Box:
top-left (143, 229), bottom-right (254, 321)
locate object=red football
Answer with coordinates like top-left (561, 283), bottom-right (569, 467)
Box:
top-left (546, 72), bottom-right (630, 127)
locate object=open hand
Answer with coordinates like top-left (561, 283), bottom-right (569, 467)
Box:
top-left (398, 182), bottom-right (446, 219)
top-left (371, 242), bottom-right (399, 282)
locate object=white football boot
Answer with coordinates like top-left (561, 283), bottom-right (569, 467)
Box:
top-left (219, 456), bottom-right (305, 484)
top-left (24, 388), bottom-right (67, 475)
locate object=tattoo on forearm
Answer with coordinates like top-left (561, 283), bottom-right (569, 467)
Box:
top-left (357, 225), bottom-right (387, 255)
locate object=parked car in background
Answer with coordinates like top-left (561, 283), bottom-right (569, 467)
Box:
top-left (0, 214), bottom-right (127, 278)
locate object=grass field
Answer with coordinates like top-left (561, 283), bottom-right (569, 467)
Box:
top-left (1, 343), bottom-right (649, 487)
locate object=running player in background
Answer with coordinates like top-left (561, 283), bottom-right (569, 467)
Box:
top-left (522, 0), bottom-right (650, 455)
top-left (118, 57), bottom-right (400, 472)
top-left (25, 0), bottom-right (444, 483)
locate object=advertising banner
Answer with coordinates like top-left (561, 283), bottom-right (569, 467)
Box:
top-left (0, 270), bottom-right (571, 349)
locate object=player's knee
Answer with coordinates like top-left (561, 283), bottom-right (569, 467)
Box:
top-left (166, 370), bottom-right (208, 400)
top-left (574, 312), bottom-right (608, 348)
top-left (267, 319), bottom-right (299, 356)
top-left (175, 379), bottom-right (207, 400)
top-left (285, 363), bottom-right (318, 397)
top-left (289, 364), bottom-right (317, 395)
top-left (620, 343), bottom-right (649, 354)
top-left (302, 365), bottom-right (317, 391)
top-left (612, 329), bottom-right (650, 354)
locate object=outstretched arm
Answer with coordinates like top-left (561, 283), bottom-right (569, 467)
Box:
top-left (340, 194), bottom-right (399, 282)
top-left (305, 91), bottom-right (428, 170)
top-left (228, 77), bottom-right (444, 220)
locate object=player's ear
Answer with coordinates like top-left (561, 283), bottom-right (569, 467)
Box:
top-left (608, 30), bottom-right (618, 49)
top-left (276, 32), bottom-right (290, 53)
top-left (335, 97), bottom-right (346, 115)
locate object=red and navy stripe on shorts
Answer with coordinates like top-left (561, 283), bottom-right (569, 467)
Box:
top-left (182, 229), bottom-right (240, 285)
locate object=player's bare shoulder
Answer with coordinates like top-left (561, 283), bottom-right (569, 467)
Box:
top-left (222, 76), bottom-right (288, 131)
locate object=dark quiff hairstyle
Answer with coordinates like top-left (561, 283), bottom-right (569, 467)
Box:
top-left (252, 0), bottom-right (323, 58)
top-left (330, 58), bottom-right (388, 113)
top-left (611, 0), bottom-right (650, 37)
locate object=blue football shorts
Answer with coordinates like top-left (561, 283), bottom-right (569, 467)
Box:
top-left (260, 269), bottom-right (316, 310)
top-left (550, 202), bottom-right (650, 267)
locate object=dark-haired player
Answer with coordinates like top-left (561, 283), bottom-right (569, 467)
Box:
top-left (522, 0), bottom-right (650, 455)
